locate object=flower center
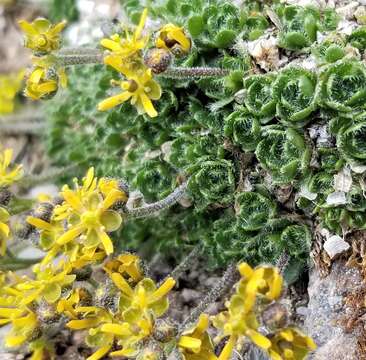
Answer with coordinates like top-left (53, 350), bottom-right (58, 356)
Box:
top-left (35, 35), bottom-right (47, 47)
top-left (81, 211), bottom-right (98, 226)
top-left (127, 79), bottom-right (139, 93)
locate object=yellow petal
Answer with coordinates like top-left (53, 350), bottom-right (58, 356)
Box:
top-left (238, 262), bottom-right (254, 278)
top-left (148, 277), bottom-right (175, 303)
top-left (100, 323), bottom-right (131, 336)
top-left (57, 225), bottom-right (84, 245)
top-left (218, 335), bottom-right (237, 360)
top-left (100, 38), bottom-right (122, 52)
top-left (178, 336), bottom-right (202, 352)
top-left (5, 335), bottom-right (27, 347)
top-left (26, 216), bottom-right (53, 231)
top-left (18, 20), bottom-right (38, 35)
top-left (110, 273), bottom-right (133, 296)
top-left (97, 92), bottom-right (132, 111)
top-left (87, 346), bottom-right (112, 360)
top-left (246, 329), bottom-right (272, 350)
top-left (67, 318), bottom-right (100, 330)
top-left (134, 8), bottom-right (148, 40)
top-left (97, 229), bottom-right (114, 255)
top-left (139, 92), bottom-right (158, 117)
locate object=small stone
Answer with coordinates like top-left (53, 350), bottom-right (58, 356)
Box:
top-left (296, 306), bottom-right (309, 316)
top-left (323, 235), bottom-right (350, 259)
top-left (247, 35), bottom-right (280, 71)
top-left (326, 191), bottom-right (347, 206)
top-left (181, 289), bottom-right (201, 304)
top-left (334, 167), bottom-right (352, 193)
top-left (350, 163), bottom-right (366, 174)
top-left (355, 6), bottom-right (366, 24)
top-left (336, 2), bottom-right (359, 20)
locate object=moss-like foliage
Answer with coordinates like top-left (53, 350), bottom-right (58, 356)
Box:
top-left (255, 126), bottom-right (311, 184)
top-left (42, 0), bottom-right (366, 278)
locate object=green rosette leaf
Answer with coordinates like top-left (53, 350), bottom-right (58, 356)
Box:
top-left (277, 5), bottom-right (320, 51)
top-left (224, 109), bottom-right (261, 151)
top-left (243, 74), bottom-right (277, 123)
top-left (188, 158), bottom-right (236, 208)
top-left (255, 126), bottom-right (311, 184)
top-left (235, 191), bottom-right (276, 231)
top-left (319, 60), bottom-right (366, 114)
top-left (272, 67), bottom-right (318, 126)
top-left (337, 118), bottom-right (366, 166)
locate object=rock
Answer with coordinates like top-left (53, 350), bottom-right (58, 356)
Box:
top-left (305, 260), bottom-right (363, 359)
top-left (334, 168), bottom-right (353, 193)
top-left (247, 35), bottom-right (280, 71)
top-left (323, 235), bottom-right (350, 259)
top-left (326, 191), bottom-right (347, 206)
top-left (355, 6), bottom-right (366, 24)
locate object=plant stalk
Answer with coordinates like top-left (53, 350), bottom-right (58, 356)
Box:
top-left (161, 66), bottom-right (230, 79)
top-left (181, 262), bottom-right (239, 330)
top-left (56, 53), bottom-right (104, 66)
top-left (125, 181), bottom-right (188, 219)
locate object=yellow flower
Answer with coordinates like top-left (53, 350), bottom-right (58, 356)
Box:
top-left (100, 9), bottom-right (148, 71)
top-left (67, 307), bottom-right (148, 360)
top-left (179, 314), bottom-right (218, 360)
top-left (18, 18), bottom-right (66, 53)
top-left (25, 57), bottom-right (67, 101)
top-left (111, 275), bottom-right (176, 317)
top-left (268, 328), bottom-right (317, 360)
top-left (15, 262), bottom-right (76, 305)
top-left (54, 168), bottom-right (127, 255)
top-left (212, 263), bottom-right (285, 359)
top-left (0, 70), bottom-right (24, 115)
top-left (0, 207), bottom-right (10, 256)
top-left (57, 288), bottom-right (91, 319)
top-left (0, 147), bottom-right (23, 187)
top-left (98, 67), bottom-right (162, 117)
top-left (237, 263), bottom-right (283, 312)
top-left (155, 24), bottom-right (191, 55)
top-left (0, 307), bottom-right (38, 348)
top-left (104, 252), bottom-right (143, 283)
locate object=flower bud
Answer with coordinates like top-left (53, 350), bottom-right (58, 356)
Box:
top-left (262, 303), bottom-right (289, 331)
top-left (144, 48), bottom-right (172, 74)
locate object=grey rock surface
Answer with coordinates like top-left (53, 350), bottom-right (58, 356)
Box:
top-left (305, 260), bottom-right (363, 359)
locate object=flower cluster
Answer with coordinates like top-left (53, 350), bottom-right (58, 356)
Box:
top-left (0, 148), bottom-right (23, 256)
top-left (66, 259), bottom-right (176, 359)
top-left (19, 18), bottom-right (67, 100)
top-left (27, 167), bottom-right (127, 266)
top-left (179, 263), bottom-right (316, 360)
top-left (0, 70), bottom-right (24, 115)
top-left (98, 9), bottom-right (191, 117)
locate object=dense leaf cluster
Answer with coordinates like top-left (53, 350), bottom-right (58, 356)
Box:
top-left (44, 0), bottom-right (366, 279)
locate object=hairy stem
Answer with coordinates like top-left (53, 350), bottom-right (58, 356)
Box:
top-left (125, 181), bottom-right (188, 219)
top-left (161, 66), bottom-right (230, 79)
top-left (0, 122), bottom-right (44, 135)
top-left (169, 245), bottom-right (202, 281)
top-left (276, 252), bottom-right (289, 274)
top-left (181, 263), bottom-right (239, 330)
top-left (0, 257), bottom-right (43, 271)
top-left (19, 164), bottom-right (79, 188)
top-left (58, 47), bottom-right (101, 55)
top-left (56, 53), bottom-right (104, 66)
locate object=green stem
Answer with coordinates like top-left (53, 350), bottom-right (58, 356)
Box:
top-left (56, 53), bottom-right (104, 66)
top-left (161, 66), bottom-right (229, 79)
